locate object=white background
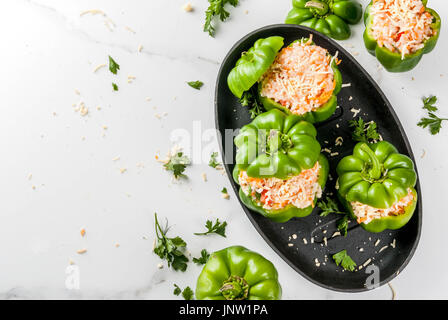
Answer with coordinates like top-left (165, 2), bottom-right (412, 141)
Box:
top-left (0, 0), bottom-right (446, 299)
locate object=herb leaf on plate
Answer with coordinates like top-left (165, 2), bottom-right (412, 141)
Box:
top-left (332, 249), bottom-right (357, 272)
top-left (153, 213), bottom-right (189, 272)
top-left (240, 87), bottom-right (264, 119)
top-left (337, 215), bottom-right (349, 237)
top-left (318, 197), bottom-right (345, 217)
top-left (349, 117), bottom-right (380, 143)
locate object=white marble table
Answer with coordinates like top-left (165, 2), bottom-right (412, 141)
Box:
top-left (0, 0), bottom-right (447, 299)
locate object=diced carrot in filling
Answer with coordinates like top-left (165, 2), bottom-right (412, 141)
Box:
top-left (369, 0), bottom-right (435, 59)
top-left (351, 188), bottom-right (414, 224)
top-left (259, 36), bottom-right (336, 116)
top-left (239, 162), bottom-right (322, 210)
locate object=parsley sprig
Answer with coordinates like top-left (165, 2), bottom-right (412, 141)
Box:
top-left (318, 197), bottom-right (349, 237)
top-left (193, 249), bottom-right (210, 265)
top-left (349, 117), bottom-right (380, 143)
top-left (208, 152), bottom-right (220, 168)
top-left (108, 56), bottom-right (120, 74)
top-left (173, 284), bottom-right (194, 300)
top-left (240, 87), bottom-right (264, 119)
top-left (194, 218), bottom-right (227, 237)
top-left (163, 152), bottom-right (191, 179)
top-left (417, 96), bottom-right (447, 135)
top-left (332, 249), bottom-right (357, 272)
top-left (187, 81), bottom-right (204, 90)
top-left (204, 0), bottom-right (239, 37)
top-left (153, 213), bottom-right (189, 272)
top-left (318, 197), bottom-right (345, 217)
top-left (337, 215), bottom-right (349, 237)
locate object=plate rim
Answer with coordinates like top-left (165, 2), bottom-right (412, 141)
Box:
top-left (214, 23), bottom-right (422, 293)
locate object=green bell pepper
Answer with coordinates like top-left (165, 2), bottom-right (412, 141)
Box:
top-left (336, 141), bottom-right (418, 232)
top-left (259, 38), bottom-right (342, 123)
top-left (195, 246), bottom-right (282, 300)
top-left (228, 36), bottom-right (284, 99)
top-left (233, 109), bottom-right (329, 222)
top-left (363, 0), bottom-right (441, 72)
top-left (285, 0), bottom-right (363, 40)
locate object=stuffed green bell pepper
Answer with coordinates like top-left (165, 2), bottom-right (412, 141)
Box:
top-left (228, 36), bottom-right (342, 123)
top-left (363, 0), bottom-right (441, 72)
top-left (195, 246), bottom-right (282, 300)
top-left (233, 109), bottom-right (329, 223)
top-left (285, 0), bottom-right (363, 40)
top-left (336, 141), bottom-right (418, 233)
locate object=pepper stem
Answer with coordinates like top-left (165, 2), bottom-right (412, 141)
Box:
top-left (359, 143), bottom-right (381, 180)
top-left (220, 276), bottom-right (250, 300)
top-left (305, 1), bottom-right (329, 16)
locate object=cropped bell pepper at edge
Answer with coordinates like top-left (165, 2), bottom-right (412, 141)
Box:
top-left (233, 109), bottom-right (329, 223)
top-left (195, 246), bottom-right (282, 300)
top-left (258, 38), bottom-right (342, 123)
top-left (336, 141), bottom-right (418, 233)
top-left (363, 0), bottom-right (441, 72)
top-left (285, 0), bottom-right (363, 40)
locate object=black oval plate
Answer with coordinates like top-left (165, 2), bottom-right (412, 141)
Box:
top-left (215, 25), bottom-right (422, 292)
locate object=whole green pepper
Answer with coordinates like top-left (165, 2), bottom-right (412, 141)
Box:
top-left (228, 36), bottom-right (284, 99)
top-left (259, 38), bottom-right (342, 123)
top-left (195, 246), bottom-right (282, 300)
top-left (336, 141), bottom-right (418, 232)
top-left (233, 109), bottom-right (329, 222)
top-left (363, 0), bottom-right (441, 72)
top-left (285, 0), bottom-right (363, 40)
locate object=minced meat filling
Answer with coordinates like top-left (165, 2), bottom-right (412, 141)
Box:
top-left (369, 0), bottom-right (435, 59)
top-left (239, 162), bottom-right (322, 210)
top-left (351, 188), bottom-right (414, 224)
top-left (260, 36), bottom-right (337, 116)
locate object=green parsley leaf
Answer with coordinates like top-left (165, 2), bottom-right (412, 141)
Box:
top-left (318, 197), bottom-right (345, 217)
top-left (181, 286), bottom-right (194, 300)
top-left (173, 284), bottom-right (194, 300)
top-left (153, 213), bottom-right (189, 272)
top-left (332, 249), bottom-right (357, 272)
top-left (240, 87), bottom-right (264, 119)
top-left (194, 218), bottom-right (227, 237)
top-left (204, 0), bottom-right (239, 37)
top-left (163, 152), bottom-right (190, 179)
top-left (108, 56), bottom-right (120, 74)
top-left (193, 249), bottom-right (210, 265)
top-left (112, 83), bottom-right (118, 91)
top-left (173, 284), bottom-right (182, 296)
top-left (418, 95), bottom-right (446, 135)
top-left (422, 95), bottom-right (438, 112)
top-left (187, 81), bottom-right (204, 90)
top-left (209, 152), bottom-right (220, 168)
top-left (337, 215), bottom-right (349, 237)
top-left (349, 117), bottom-right (380, 143)
top-left (221, 187), bottom-right (228, 194)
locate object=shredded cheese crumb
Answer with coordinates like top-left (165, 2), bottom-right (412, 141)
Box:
top-left (77, 248), bottom-right (87, 254)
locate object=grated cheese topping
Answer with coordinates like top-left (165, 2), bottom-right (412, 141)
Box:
top-left (260, 36), bottom-right (337, 116)
top-left (369, 0), bottom-right (435, 59)
top-left (239, 162), bottom-right (322, 210)
top-left (351, 188), bottom-right (414, 224)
